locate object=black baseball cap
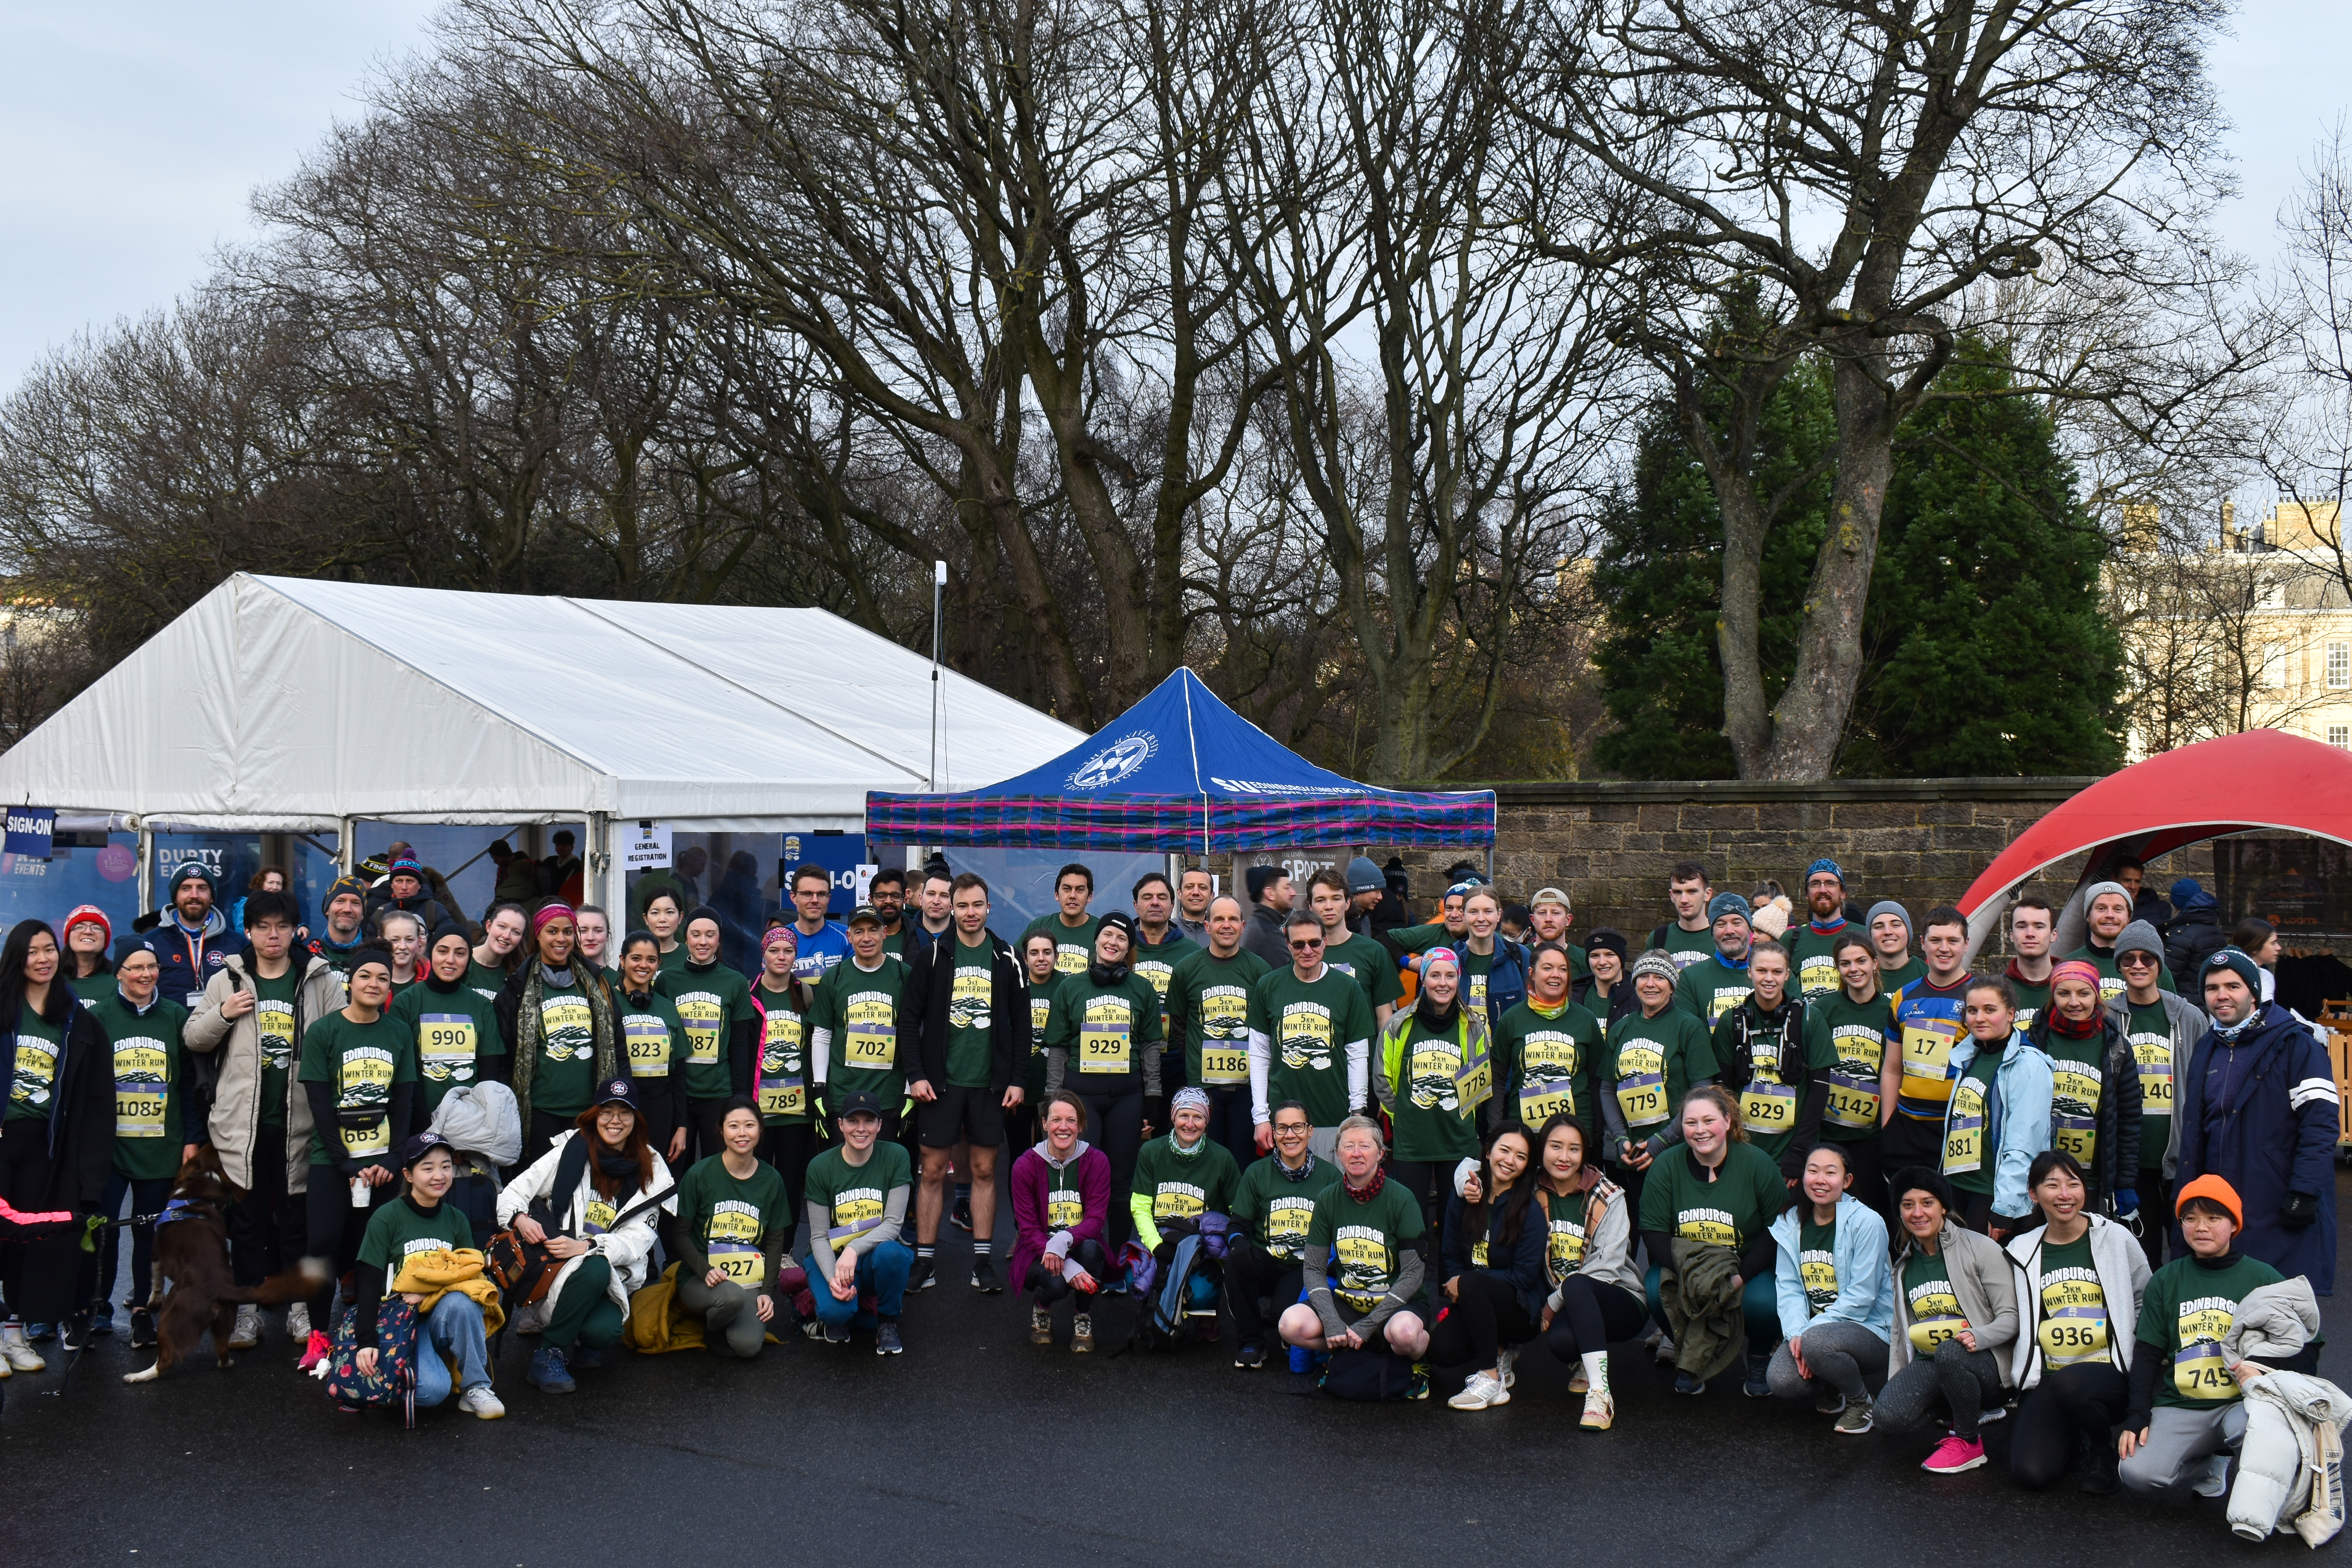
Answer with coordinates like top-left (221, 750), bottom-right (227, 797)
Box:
top-left (399, 1131), bottom-right (457, 1169)
top-left (593, 1076), bottom-right (640, 1113)
top-left (833, 1089), bottom-right (884, 1120)
top-left (846, 904), bottom-right (884, 928)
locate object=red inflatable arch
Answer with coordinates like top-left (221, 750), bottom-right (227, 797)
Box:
top-left (1957, 730), bottom-right (2352, 965)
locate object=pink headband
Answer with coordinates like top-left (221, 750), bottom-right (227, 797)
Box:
top-left (2050, 959), bottom-right (2102, 992)
top-left (762, 926), bottom-right (799, 953)
top-left (532, 902), bottom-right (576, 937)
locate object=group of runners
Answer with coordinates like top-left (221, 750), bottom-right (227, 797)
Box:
top-left (0, 846), bottom-right (2337, 1516)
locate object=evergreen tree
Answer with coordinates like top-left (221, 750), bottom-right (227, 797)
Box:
top-left (1592, 347), bottom-right (2123, 778)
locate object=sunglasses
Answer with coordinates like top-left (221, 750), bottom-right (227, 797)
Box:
top-left (2118, 953), bottom-right (2159, 967)
top-left (1289, 937), bottom-right (1324, 950)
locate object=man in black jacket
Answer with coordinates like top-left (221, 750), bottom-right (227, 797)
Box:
top-left (904, 872), bottom-right (1028, 1294)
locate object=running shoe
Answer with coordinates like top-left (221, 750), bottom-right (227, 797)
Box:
top-left (950, 1194), bottom-right (974, 1233)
top-left (971, 1256), bottom-right (1003, 1295)
top-left (285, 1302), bottom-right (311, 1341)
top-left (2193, 1454), bottom-right (2229, 1498)
top-left (1449, 1372), bottom-right (1506, 1410)
top-left (1743, 1357), bottom-right (1772, 1398)
top-left (1072, 1313), bottom-right (1094, 1353)
top-left (2, 1322), bottom-right (46, 1372)
top-left (822, 1319), bottom-right (851, 1346)
top-left (1833, 1397), bottom-right (1875, 1435)
top-left (296, 1330), bottom-right (331, 1372)
top-left (228, 1305), bottom-right (261, 1350)
top-left (1497, 1345), bottom-right (1518, 1389)
top-left (86, 1304), bottom-right (115, 1338)
top-left (458, 1385), bottom-right (506, 1419)
top-left (1922, 1434), bottom-right (1987, 1473)
top-left (129, 1308), bottom-right (156, 1350)
top-left (528, 1346), bottom-right (575, 1394)
top-left (875, 1318), bottom-right (905, 1356)
top-left (1673, 1370), bottom-right (1705, 1396)
top-left (1815, 1386), bottom-right (1847, 1416)
top-left (1031, 1307), bottom-right (1053, 1344)
top-left (1234, 1342), bottom-right (1266, 1370)
top-left (1404, 1369), bottom-right (1430, 1401)
top-left (1651, 1331), bottom-right (1676, 1366)
top-left (906, 1256), bottom-right (935, 1294)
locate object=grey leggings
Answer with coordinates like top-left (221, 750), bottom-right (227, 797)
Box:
top-left (675, 1269), bottom-right (770, 1359)
top-left (1876, 1339), bottom-right (2006, 1441)
top-left (1764, 1319), bottom-right (1887, 1405)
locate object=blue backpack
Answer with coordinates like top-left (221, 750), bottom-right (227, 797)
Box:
top-left (1127, 1234), bottom-right (1216, 1353)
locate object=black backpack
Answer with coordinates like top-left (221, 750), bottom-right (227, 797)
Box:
top-left (1319, 1343), bottom-right (1416, 1400)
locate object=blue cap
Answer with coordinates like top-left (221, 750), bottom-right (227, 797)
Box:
top-left (1804, 858), bottom-right (1843, 883)
top-left (2200, 947), bottom-right (2262, 996)
top-left (1706, 891), bottom-right (1751, 924)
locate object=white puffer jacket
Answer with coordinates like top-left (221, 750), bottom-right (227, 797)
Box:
top-left (496, 1131), bottom-right (675, 1316)
top-left (2232, 1368), bottom-right (2352, 1545)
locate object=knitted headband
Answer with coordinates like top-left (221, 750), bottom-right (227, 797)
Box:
top-left (2049, 959), bottom-right (2102, 993)
top-left (532, 902), bottom-right (576, 936)
top-left (1630, 949), bottom-right (1679, 984)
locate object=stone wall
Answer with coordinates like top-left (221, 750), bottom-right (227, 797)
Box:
top-left (1225, 777), bottom-right (2221, 954)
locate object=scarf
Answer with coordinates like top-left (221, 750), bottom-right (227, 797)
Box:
top-left (1807, 916), bottom-right (1847, 936)
top-left (541, 962), bottom-right (575, 988)
top-left (511, 962), bottom-right (617, 1127)
top-left (2213, 1004), bottom-right (2265, 1042)
top-left (1275, 1152), bottom-right (1319, 1183)
top-left (2045, 1005), bottom-right (2103, 1040)
top-left (597, 1150), bottom-right (640, 1180)
top-left (2044, 959), bottom-right (2104, 1038)
top-left (1416, 991), bottom-right (1459, 1032)
top-left (1167, 1132), bottom-right (1206, 1159)
top-left (1341, 1167), bottom-right (1388, 1203)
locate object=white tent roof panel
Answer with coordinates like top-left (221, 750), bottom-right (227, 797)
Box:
top-left (0, 573), bottom-right (1082, 831)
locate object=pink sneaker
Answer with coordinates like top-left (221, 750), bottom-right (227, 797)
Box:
top-left (1922, 1434), bottom-right (1987, 1474)
top-left (296, 1329), bottom-right (331, 1373)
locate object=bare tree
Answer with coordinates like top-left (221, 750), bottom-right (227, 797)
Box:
top-left (1526, 0), bottom-right (2256, 779)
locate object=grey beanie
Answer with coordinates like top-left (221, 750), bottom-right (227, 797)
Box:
top-left (1706, 891), bottom-right (1751, 924)
top-left (1345, 856), bottom-right (1386, 895)
top-left (1629, 949), bottom-right (1679, 985)
top-left (2114, 920), bottom-right (2165, 964)
top-left (1865, 900), bottom-right (1911, 938)
top-left (2082, 880), bottom-right (2131, 912)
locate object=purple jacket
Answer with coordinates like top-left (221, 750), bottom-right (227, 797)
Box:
top-left (1009, 1141), bottom-right (1112, 1287)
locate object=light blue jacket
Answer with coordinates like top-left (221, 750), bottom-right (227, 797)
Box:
top-left (1944, 1031), bottom-right (2054, 1221)
top-left (1771, 1192), bottom-right (1893, 1342)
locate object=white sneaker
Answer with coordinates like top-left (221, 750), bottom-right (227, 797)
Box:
top-left (1497, 1345), bottom-right (1518, 1390)
top-left (1449, 1372), bottom-right (1507, 1410)
top-left (458, 1385), bottom-right (506, 1420)
top-left (228, 1304), bottom-right (261, 1351)
top-left (285, 1302), bottom-right (311, 1340)
top-left (1, 1321), bottom-right (46, 1372)
top-left (1652, 1332), bottom-right (1677, 1366)
top-left (2193, 1454), bottom-right (2229, 1498)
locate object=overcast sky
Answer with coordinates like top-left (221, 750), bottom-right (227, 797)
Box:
top-left (0, 1), bottom-right (2347, 387)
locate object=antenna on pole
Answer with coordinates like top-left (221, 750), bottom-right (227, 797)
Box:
top-left (929, 560), bottom-right (947, 791)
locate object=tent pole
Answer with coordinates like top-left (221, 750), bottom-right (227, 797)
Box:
top-left (135, 826), bottom-right (153, 919)
top-left (929, 559), bottom-right (946, 791)
top-left (338, 817), bottom-right (355, 877)
top-left (590, 813), bottom-right (618, 929)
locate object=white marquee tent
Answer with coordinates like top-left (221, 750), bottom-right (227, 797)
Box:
top-left (0, 573), bottom-right (1084, 913)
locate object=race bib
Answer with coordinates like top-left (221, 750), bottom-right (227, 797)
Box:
top-left (2049, 1060), bottom-right (2101, 1167)
top-left (1199, 1045), bottom-right (1249, 1085)
top-left (417, 1014), bottom-right (477, 1083)
top-left (336, 1051), bottom-right (395, 1156)
top-left (1740, 1078), bottom-right (1797, 1134)
top-left (1909, 1314), bottom-right (1965, 1354)
top-left (1519, 1078), bottom-right (1575, 1125)
top-left (2133, 1035), bottom-right (2173, 1113)
top-left (1614, 1043), bottom-right (1667, 1129)
top-left (1047, 1187), bottom-right (1084, 1229)
top-left (1942, 1080), bottom-right (1985, 1174)
top-left (1900, 1021), bottom-right (1960, 1095)
top-left (2037, 1275), bottom-right (2109, 1369)
top-left (2174, 1302), bottom-right (2239, 1401)
top-left (827, 1188), bottom-right (886, 1253)
top-left (707, 1204), bottom-right (766, 1284)
top-left (623, 1014), bottom-right (671, 1075)
top-left (843, 996), bottom-right (897, 1068)
top-left (584, 1197), bottom-right (617, 1235)
top-left (1079, 1020), bottom-right (1132, 1074)
top-left (759, 1076), bottom-right (806, 1119)
top-left (675, 997), bottom-right (724, 1065)
top-left (112, 1038), bottom-right (169, 1139)
top-left (1822, 1070), bottom-right (1880, 1129)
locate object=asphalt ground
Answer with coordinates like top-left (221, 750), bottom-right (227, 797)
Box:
top-left (8, 1168), bottom-right (2352, 1568)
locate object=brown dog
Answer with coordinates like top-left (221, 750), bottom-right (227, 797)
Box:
top-left (122, 1145), bottom-right (322, 1384)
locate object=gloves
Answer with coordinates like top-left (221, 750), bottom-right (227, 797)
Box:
top-left (2282, 1191), bottom-right (2320, 1229)
top-left (2112, 1189), bottom-right (2139, 1216)
top-left (1140, 1096), bottom-right (1168, 1137)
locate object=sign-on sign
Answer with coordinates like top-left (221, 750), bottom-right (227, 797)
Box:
top-left (4, 808), bottom-right (54, 860)
top-left (623, 821), bottom-right (672, 871)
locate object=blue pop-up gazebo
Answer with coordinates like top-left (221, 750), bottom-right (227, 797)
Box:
top-left (864, 669), bottom-right (1495, 851)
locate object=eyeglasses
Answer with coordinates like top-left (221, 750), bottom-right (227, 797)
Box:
top-left (2117, 953), bottom-right (2159, 968)
top-left (1273, 1122), bottom-right (1311, 1135)
top-left (1289, 937), bottom-right (1324, 950)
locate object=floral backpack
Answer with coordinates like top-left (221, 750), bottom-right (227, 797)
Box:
top-left (318, 1298), bottom-right (421, 1426)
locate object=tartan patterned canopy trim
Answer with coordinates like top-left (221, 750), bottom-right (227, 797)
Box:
top-left (863, 789), bottom-right (1495, 851)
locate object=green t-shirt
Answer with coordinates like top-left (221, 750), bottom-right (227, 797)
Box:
top-left (1019, 913), bottom-right (1102, 979)
top-left (2009, 973), bottom-right (2052, 1032)
top-left (678, 1154), bottom-right (792, 1287)
top-left (807, 955), bottom-right (913, 1106)
top-left (2064, 945), bottom-right (2176, 1007)
top-left (1323, 932), bottom-right (1405, 1014)
top-left (1024, 973), bottom-right (1056, 1099)
top-left (2034, 1233), bottom-right (2113, 1373)
top-left (1786, 924), bottom-right (1853, 1000)
top-left (1232, 1151), bottom-right (1343, 1260)
top-left (1801, 988), bottom-right (1895, 1141)
top-left (1637, 1141), bottom-right (1787, 1256)
top-left (463, 959), bottom-right (512, 1005)
top-left (89, 991), bottom-right (190, 1181)
top-left (5, 1008), bottom-right (62, 1123)
top-left (1247, 965), bottom-right (1377, 1127)
top-left (1877, 955), bottom-right (1927, 993)
top-left (1657, 920), bottom-right (1715, 972)
top-left (1131, 929), bottom-right (1195, 1033)
top-left (297, 1011), bottom-right (418, 1167)
top-left (2126, 1000), bottom-right (2175, 1165)
top-left (1942, 1041), bottom-right (2004, 1195)
top-left (1902, 1247), bottom-right (1968, 1357)
top-left (1044, 971), bottom-right (1164, 1094)
top-left (1796, 1214), bottom-right (1840, 1316)
top-left (1165, 946), bottom-right (1269, 1092)
top-left (804, 1141), bottom-right (913, 1261)
top-left (251, 968), bottom-right (303, 1131)
top-left (1129, 1134), bottom-right (1241, 1221)
top-left (944, 938), bottom-right (1002, 1090)
top-left (2042, 1029), bottom-right (2107, 1172)
top-left (1382, 1014), bottom-right (1483, 1163)
top-left (356, 1194), bottom-right (473, 1281)
top-left (2139, 1252), bottom-right (2285, 1408)
top-left (1713, 1000), bottom-right (1830, 1162)
top-left (389, 981), bottom-right (507, 1116)
top-left (615, 987), bottom-right (688, 1090)
top-left (751, 980), bottom-right (811, 1125)
top-left (657, 943), bottom-right (690, 975)
top-left (69, 971), bottom-right (113, 1005)
top-left (1536, 1184), bottom-right (1596, 1281)
top-left (1306, 1178), bottom-right (1426, 1312)
top-left (1496, 998), bottom-right (1601, 1127)
top-left (527, 978), bottom-right (600, 1117)
top-left (1390, 921), bottom-right (1467, 956)
top-left (1603, 1006), bottom-right (1718, 1143)
top-left (660, 960), bottom-right (758, 1102)
top-left (1674, 954), bottom-right (1754, 1026)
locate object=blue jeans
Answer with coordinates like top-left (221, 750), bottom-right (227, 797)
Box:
top-left (1644, 1265), bottom-right (1782, 1357)
top-left (413, 1292), bottom-right (491, 1406)
top-left (804, 1239), bottom-right (913, 1326)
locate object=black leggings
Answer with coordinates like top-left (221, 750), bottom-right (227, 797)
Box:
top-left (1429, 1269), bottom-right (1537, 1372)
top-left (1224, 1245), bottom-right (1301, 1349)
top-left (0, 1118), bottom-right (72, 1323)
top-left (229, 1129), bottom-right (307, 1288)
top-left (521, 1107), bottom-right (578, 1172)
top-left (1833, 1136), bottom-right (1886, 1217)
top-left (1075, 1091), bottom-right (1142, 1247)
top-left (760, 1123), bottom-right (816, 1241)
top-left (1201, 1084), bottom-right (1256, 1172)
top-left (1024, 1239), bottom-right (1109, 1307)
top-left (89, 1173), bottom-right (172, 1311)
top-left (1545, 1274), bottom-right (1648, 1362)
top-left (1386, 1159), bottom-right (1448, 1295)
top-left (302, 1173), bottom-right (388, 1322)
top-left (2011, 1363), bottom-right (2130, 1490)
